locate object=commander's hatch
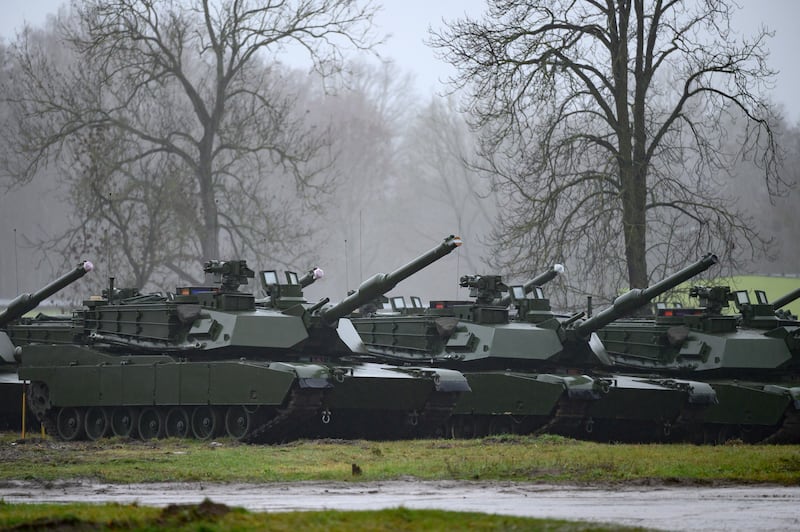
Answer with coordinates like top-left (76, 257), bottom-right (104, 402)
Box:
top-left (509, 284), bottom-right (555, 323)
top-left (259, 270), bottom-right (308, 310)
top-left (735, 289), bottom-right (780, 328)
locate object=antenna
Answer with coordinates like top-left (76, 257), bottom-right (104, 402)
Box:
top-left (344, 238), bottom-right (349, 291)
top-left (13, 228), bottom-right (19, 293)
top-left (105, 228), bottom-right (111, 281)
top-left (359, 210), bottom-right (363, 283)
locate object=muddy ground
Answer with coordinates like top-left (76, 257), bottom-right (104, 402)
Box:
top-left (2, 437), bottom-right (799, 531)
top-left (1, 478), bottom-right (799, 531)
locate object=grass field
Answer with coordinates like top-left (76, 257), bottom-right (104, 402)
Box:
top-left (1, 432), bottom-right (798, 485)
top-left (1, 432), bottom-right (797, 530)
top-left (0, 503), bottom-right (647, 531)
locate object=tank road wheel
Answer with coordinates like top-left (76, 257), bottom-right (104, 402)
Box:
top-left (488, 416), bottom-right (516, 436)
top-left (84, 407), bottom-right (110, 440)
top-left (56, 407), bottom-right (84, 441)
top-left (191, 406), bottom-right (221, 440)
top-left (165, 407), bottom-right (191, 438)
top-left (111, 407), bottom-right (137, 438)
top-left (138, 407), bottom-right (164, 440)
top-left (224, 405), bottom-right (252, 440)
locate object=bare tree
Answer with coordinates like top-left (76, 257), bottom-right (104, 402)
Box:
top-left (432, 0), bottom-right (784, 301)
top-left (1, 0), bottom-right (379, 286)
top-left (397, 95), bottom-right (496, 275)
top-left (302, 61), bottom-right (417, 294)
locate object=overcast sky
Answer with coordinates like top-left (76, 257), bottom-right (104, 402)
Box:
top-left (1, 0), bottom-right (798, 122)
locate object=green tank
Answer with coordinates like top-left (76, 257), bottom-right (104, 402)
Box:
top-left (12, 236), bottom-right (468, 442)
top-left (0, 261), bottom-right (94, 429)
top-left (352, 254), bottom-right (719, 442)
top-left (597, 282), bottom-right (800, 443)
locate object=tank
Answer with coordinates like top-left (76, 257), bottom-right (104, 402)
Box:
top-left (597, 282), bottom-right (800, 443)
top-left (352, 254), bottom-right (720, 442)
top-left (13, 236), bottom-right (468, 442)
top-left (0, 261), bottom-right (94, 429)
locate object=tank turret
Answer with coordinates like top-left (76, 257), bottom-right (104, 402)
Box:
top-left (597, 268), bottom-right (800, 443)
top-left (571, 253), bottom-right (719, 338)
top-left (2, 261), bottom-right (94, 365)
top-left (318, 235), bottom-right (462, 323)
top-left (495, 264), bottom-right (564, 307)
top-left (0, 261), bottom-right (93, 327)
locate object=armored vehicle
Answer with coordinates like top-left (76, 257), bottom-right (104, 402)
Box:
top-left (597, 283), bottom-right (800, 443)
top-left (0, 261), bottom-right (93, 428)
top-left (353, 254), bottom-right (719, 442)
top-left (13, 236), bottom-right (468, 442)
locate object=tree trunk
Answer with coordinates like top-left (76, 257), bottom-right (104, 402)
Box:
top-left (198, 137), bottom-right (219, 262)
top-left (621, 172), bottom-right (648, 289)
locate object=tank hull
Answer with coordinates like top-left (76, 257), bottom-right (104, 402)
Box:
top-left (19, 344), bottom-right (330, 442)
top-left (598, 319), bottom-right (800, 443)
top-left (352, 316), bottom-right (720, 442)
top-left (444, 370), bottom-right (715, 442)
top-left (300, 362), bottom-right (469, 439)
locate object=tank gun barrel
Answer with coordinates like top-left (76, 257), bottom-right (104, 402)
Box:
top-left (496, 263), bottom-right (564, 306)
top-left (0, 261), bottom-right (93, 327)
top-left (299, 267), bottom-right (324, 288)
top-left (319, 235), bottom-right (462, 323)
top-left (771, 287), bottom-right (800, 310)
top-left (572, 253), bottom-right (718, 338)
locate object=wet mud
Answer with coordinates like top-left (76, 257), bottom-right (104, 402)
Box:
top-left (1, 478), bottom-right (799, 531)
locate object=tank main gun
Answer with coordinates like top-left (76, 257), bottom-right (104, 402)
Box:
top-left (299, 268), bottom-right (324, 288)
top-left (571, 253), bottom-right (718, 338)
top-left (495, 264), bottom-right (564, 307)
top-left (0, 261), bottom-right (93, 327)
top-left (318, 235), bottom-right (462, 324)
top-left (771, 287), bottom-right (800, 311)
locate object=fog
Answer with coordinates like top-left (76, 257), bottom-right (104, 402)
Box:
top-left (1, 1), bottom-right (799, 309)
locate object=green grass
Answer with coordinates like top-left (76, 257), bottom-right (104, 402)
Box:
top-left (1, 432), bottom-right (792, 531)
top-left (2, 432), bottom-right (799, 485)
top-left (0, 501), bottom-right (646, 531)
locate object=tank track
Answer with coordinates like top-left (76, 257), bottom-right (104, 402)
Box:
top-left (414, 391), bottom-right (461, 438)
top-left (26, 380), bottom-right (326, 443)
top-left (243, 387), bottom-right (326, 443)
top-left (759, 407), bottom-right (800, 444)
top-left (532, 396), bottom-right (592, 437)
top-left (31, 407), bottom-right (58, 438)
top-left (26, 382), bottom-right (58, 437)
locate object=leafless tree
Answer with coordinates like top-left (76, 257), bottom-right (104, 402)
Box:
top-left (1, 0), bottom-right (379, 287)
top-left (294, 61), bottom-right (419, 296)
top-left (432, 0), bottom-right (785, 302)
top-left (397, 95), bottom-right (496, 275)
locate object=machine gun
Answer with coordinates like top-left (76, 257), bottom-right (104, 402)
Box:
top-left (459, 275), bottom-right (507, 306)
top-left (687, 285), bottom-right (733, 316)
top-left (203, 260), bottom-right (255, 292)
